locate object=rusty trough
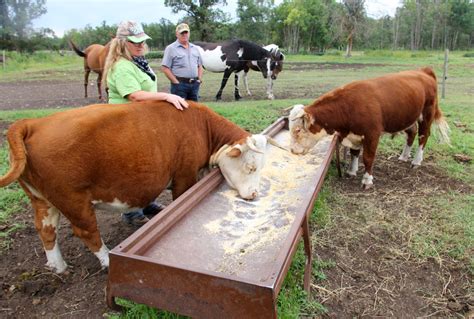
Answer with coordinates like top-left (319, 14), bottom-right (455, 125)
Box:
top-left (106, 117), bottom-right (337, 318)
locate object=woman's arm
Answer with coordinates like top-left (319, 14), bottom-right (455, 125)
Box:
top-left (127, 91), bottom-right (189, 110)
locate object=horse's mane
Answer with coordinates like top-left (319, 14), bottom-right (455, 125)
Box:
top-left (236, 39), bottom-right (269, 58)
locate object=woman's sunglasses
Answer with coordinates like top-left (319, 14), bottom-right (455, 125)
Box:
top-left (128, 41), bottom-right (146, 47)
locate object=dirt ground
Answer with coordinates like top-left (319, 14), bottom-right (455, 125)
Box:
top-left (0, 63), bottom-right (472, 318)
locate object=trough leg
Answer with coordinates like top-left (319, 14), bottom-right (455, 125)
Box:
top-left (302, 214), bottom-right (312, 295)
top-left (335, 139), bottom-right (342, 177)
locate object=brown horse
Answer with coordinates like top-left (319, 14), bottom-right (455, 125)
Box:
top-left (69, 40), bottom-right (109, 100)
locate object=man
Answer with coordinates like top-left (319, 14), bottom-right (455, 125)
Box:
top-left (161, 23), bottom-right (203, 101)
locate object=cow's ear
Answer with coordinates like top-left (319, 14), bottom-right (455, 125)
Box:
top-left (289, 104), bottom-right (306, 121)
top-left (226, 147), bottom-right (242, 158)
top-left (303, 113), bottom-right (313, 130)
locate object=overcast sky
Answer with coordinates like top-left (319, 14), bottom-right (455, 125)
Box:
top-left (34, 0), bottom-right (401, 37)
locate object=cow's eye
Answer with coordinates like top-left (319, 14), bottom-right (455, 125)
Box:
top-left (245, 163), bottom-right (256, 174)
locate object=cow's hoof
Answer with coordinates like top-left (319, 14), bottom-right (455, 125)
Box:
top-left (361, 183), bottom-right (374, 190)
top-left (411, 163), bottom-right (421, 169)
top-left (398, 156), bottom-right (409, 162)
top-left (345, 171), bottom-right (357, 177)
top-left (46, 261), bottom-right (68, 274)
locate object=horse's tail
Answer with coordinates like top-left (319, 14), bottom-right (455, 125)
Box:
top-left (433, 98), bottom-right (451, 145)
top-left (0, 120), bottom-right (28, 187)
top-left (69, 39), bottom-right (86, 57)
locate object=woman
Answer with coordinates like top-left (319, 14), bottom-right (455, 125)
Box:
top-left (104, 20), bottom-right (188, 226)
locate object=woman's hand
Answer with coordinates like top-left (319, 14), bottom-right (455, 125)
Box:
top-left (166, 93), bottom-right (189, 110)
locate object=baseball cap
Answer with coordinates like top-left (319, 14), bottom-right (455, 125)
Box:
top-left (116, 20), bottom-right (151, 43)
top-left (176, 23), bottom-right (190, 34)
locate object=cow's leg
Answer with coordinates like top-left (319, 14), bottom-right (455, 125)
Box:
top-left (399, 124), bottom-right (417, 162)
top-left (97, 72), bottom-right (103, 100)
top-left (412, 118), bottom-right (433, 167)
top-left (34, 202), bottom-right (68, 273)
top-left (60, 197), bottom-right (109, 269)
top-left (84, 68), bottom-right (90, 98)
top-left (18, 181), bottom-right (68, 273)
top-left (215, 69), bottom-right (233, 101)
top-left (266, 77), bottom-right (274, 100)
top-left (243, 70), bottom-right (252, 96)
top-left (234, 73), bottom-right (242, 100)
top-left (171, 173), bottom-right (198, 200)
top-left (346, 148), bottom-right (360, 176)
top-left (361, 136), bottom-right (380, 189)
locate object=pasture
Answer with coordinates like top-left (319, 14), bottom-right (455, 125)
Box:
top-left (0, 50), bottom-right (472, 318)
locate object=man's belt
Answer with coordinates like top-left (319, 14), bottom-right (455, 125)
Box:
top-left (176, 77), bottom-right (199, 83)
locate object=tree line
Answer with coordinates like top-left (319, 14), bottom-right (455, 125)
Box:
top-left (1, 0), bottom-right (473, 55)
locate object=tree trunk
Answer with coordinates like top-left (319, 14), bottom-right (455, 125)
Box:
top-left (415, 0), bottom-right (422, 50)
top-left (346, 30), bottom-right (353, 57)
top-left (431, 20), bottom-right (437, 49)
top-left (452, 30), bottom-right (458, 50)
top-left (393, 14), bottom-right (400, 49)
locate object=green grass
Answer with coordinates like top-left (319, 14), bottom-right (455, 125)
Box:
top-left (0, 49), bottom-right (472, 317)
top-left (0, 146), bottom-right (29, 250)
top-left (410, 193), bottom-right (474, 261)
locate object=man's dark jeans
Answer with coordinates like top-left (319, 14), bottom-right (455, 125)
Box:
top-left (171, 82), bottom-right (200, 101)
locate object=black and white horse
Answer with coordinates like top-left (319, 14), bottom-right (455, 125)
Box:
top-left (194, 39), bottom-right (272, 101)
top-left (238, 44), bottom-right (285, 100)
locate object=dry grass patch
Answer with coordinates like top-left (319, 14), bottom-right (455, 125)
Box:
top-left (311, 154), bottom-right (473, 317)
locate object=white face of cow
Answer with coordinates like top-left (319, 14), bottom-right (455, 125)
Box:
top-left (289, 104), bottom-right (327, 155)
top-left (217, 135), bottom-right (267, 200)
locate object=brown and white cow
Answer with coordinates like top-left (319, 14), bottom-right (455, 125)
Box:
top-left (289, 67), bottom-right (450, 188)
top-left (0, 101), bottom-right (273, 273)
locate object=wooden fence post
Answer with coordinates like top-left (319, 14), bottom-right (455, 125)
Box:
top-left (442, 49), bottom-right (449, 99)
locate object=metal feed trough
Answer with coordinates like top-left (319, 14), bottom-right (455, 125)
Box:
top-left (106, 117), bottom-right (337, 318)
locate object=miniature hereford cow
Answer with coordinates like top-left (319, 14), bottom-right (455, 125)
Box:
top-left (289, 67), bottom-right (450, 188)
top-left (0, 101), bottom-right (274, 273)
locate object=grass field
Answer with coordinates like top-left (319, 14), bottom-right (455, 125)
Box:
top-left (0, 50), bottom-right (472, 318)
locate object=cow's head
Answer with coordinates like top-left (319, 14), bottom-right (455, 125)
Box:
top-left (211, 135), bottom-right (269, 200)
top-left (289, 104), bottom-right (327, 154)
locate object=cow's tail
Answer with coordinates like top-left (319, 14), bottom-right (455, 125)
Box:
top-left (0, 121), bottom-right (28, 187)
top-left (433, 98), bottom-right (451, 145)
top-left (68, 39), bottom-right (86, 57)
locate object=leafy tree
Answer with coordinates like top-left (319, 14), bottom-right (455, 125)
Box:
top-left (3, 0), bottom-right (46, 38)
top-left (448, 0), bottom-right (474, 49)
top-left (0, 0), bottom-right (47, 50)
top-left (164, 0), bottom-right (230, 41)
top-left (237, 0), bottom-right (274, 44)
top-left (342, 0), bottom-right (365, 57)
